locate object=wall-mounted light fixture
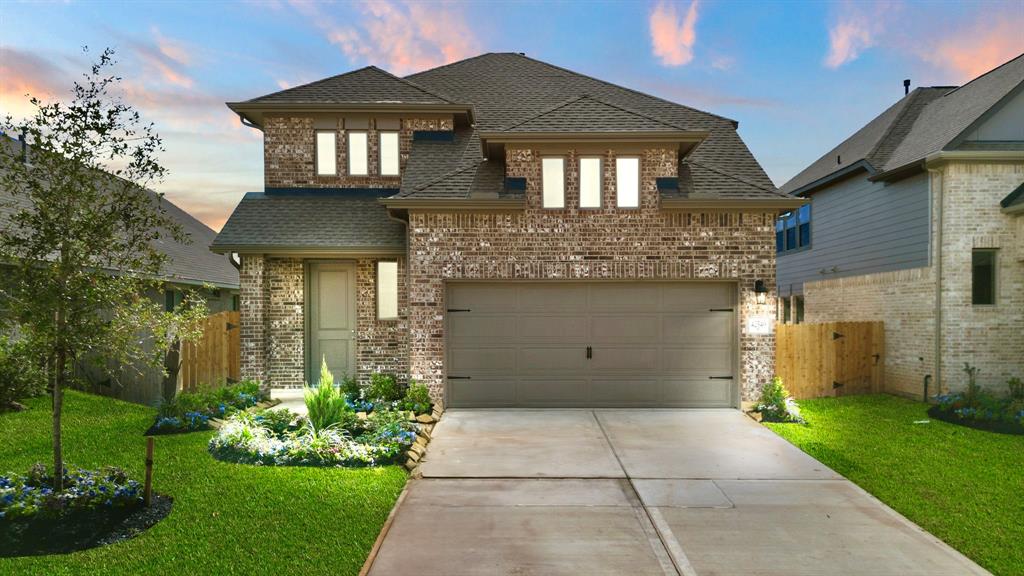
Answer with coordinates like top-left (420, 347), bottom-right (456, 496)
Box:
top-left (754, 279), bottom-right (768, 305)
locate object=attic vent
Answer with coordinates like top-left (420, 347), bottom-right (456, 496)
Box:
top-left (656, 177), bottom-right (679, 192)
top-left (837, 155), bottom-right (841, 165)
top-left (412, 130), bottom-right (454, 142)
top-left (504, 177), bottom-right (527, 192)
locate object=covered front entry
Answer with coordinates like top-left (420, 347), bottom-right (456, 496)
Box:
top-left (306, 261), bottom-right (356, 385)
top-left (445, 281), bottom-right (737, 408)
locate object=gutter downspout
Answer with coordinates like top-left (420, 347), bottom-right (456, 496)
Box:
top-left (930, 166), bottom-right (944, 399)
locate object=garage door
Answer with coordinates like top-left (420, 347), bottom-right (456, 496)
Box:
top-left (445, 282), bottom-right (736, 408)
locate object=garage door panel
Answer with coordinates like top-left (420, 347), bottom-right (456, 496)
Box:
top-left (591, 316), bottom-right (660, 344)
top-left (662, 314), bottom-right (732, 344)
top-left (518, 379), bottom-right (589, 404)
top-left (663, 379), bottom-right (733, 405)
top-left (662, 283), bottom-right (733, 310)
top-left (518, 347), bottom-right (586, 371)
top-left (448, 316), bottom-right (517, 344)
top-left (518, 315), bottom-right (588, 341)
top-left (449, 284), bottom-right (518, 312)
top-left (448, 348), bottom-right (517, 373)
top-left (517, 284), bottom-right (589, 312)
top-left (590, 347), bottom-right (659, 372)
top-left (590, 284), bottom-right (662, 312)
top-left (663, 347), bottom-right (733, 372)
top-left (591, 379), bottom-right (662, 404)
top-left (447, 378), bottom-right (517, 407)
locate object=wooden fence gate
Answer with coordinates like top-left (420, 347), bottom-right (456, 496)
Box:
top-left (775, 321), bottom-right (884, 399)
top-left (178, 311), bottom-right (241, 392)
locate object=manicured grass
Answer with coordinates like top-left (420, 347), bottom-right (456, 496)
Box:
top-left (765, 394), bottom-right (1024, 576)
top-left (0, 391), bottom-right (406, 575)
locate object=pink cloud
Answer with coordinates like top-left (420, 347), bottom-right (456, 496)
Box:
top-left (823, 2), bottom-right (894, 68)
top-left (292, 0), bottom-right (479, 75)
top-left (649, 0), bottom-right (699, 67)
top-left (917, 15), bottom-right (1024, 82)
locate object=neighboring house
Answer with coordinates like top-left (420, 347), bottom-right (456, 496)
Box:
top-left (0, 136), bottom-right (241, 404)
top-left (214, 53), bottom-right (802, 408)
top-left (777, 54), bottom-right (1024, 397)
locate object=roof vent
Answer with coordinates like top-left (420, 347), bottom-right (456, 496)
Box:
top-left (836, 155), bottom-right (841, 165)
top-left (903, 79), bottom-right (910, 95)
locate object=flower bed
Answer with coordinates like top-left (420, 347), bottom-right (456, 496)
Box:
top-left (147, 380), bottom-right (263, 434)
top-left (751, 376), bottom-right (805, 424)
top-left (928, 370), bottom-right (1024, 435)
top-left (1, 464), bottom-right (171, 557)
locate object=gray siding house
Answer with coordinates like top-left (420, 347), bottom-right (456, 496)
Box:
top-left (777, 55), bottom-right (1024, 397)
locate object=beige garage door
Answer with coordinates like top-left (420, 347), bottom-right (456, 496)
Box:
top-left (446, 282), bottom-right (736, 408)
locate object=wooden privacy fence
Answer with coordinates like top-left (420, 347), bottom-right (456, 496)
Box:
top-left (179, 311), bottom-right (240, 392)
top-left (775, 321), bottom-right (884, 399)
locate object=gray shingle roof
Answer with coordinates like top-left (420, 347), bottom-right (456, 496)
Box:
top-left (782, 53), bottom-right (1024, 195)
top-left (211, 191), bottom-right (406, 251)
top-left (244, 66), bottom-right (456, 105)
top-left (500, 95), bottom-right (686, 133)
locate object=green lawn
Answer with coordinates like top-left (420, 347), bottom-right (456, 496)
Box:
top-left (0, 391), bottom-right (406, 576)
top-left (765, 394), bottom-right (1024, 576)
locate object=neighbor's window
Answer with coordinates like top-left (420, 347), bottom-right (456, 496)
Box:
top-left (795, 295), bottom-right (805, 324)
top-left (776, 204), bottom-right (811, 253)
top-left (616, 157), bottom-right (639, 207)
top-left (380, 132), bottom-right (400, 176)
top-left (579, 157), bottom-right (602, 208)
top-left (782, 296), bottom-right (792, 323)
top-left (348, 131), bottom-right (368, 176)
top-left (315, 131), bottom-right (337, 176)
top-left (542, 157), bottom-right (565, 208)
top-left (377, 261), bottom-right (399, 319)
top-left (972, 249), bottom-right (997, 305)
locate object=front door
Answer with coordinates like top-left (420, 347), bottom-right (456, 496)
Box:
top-left (307, 261), bottom-right (356, 385)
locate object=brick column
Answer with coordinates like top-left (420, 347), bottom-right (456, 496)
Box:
top-left (239, 255), bottom-right (268, 391)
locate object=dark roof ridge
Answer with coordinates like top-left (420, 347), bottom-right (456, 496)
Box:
top-left (941, 52), bottom-right (1024, 98)
top-left (364, 65), bottom-right (460, 104)
top-left (247, 65), bottom-right (458, 104)
top-left (687, 159), bottom-right (787, 197)
top-left (865, 87), bottom-right (945, 166)
top-left (404, 52), bottom-right (505, 80)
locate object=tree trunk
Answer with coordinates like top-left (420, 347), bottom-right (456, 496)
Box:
top-left (53, 308), bottom-right (66, 492)
top-left (162, 338), bottom-right (181, 403)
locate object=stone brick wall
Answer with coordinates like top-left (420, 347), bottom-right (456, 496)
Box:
top-left (263, 115), bottom-right (453, 189)
top-left (805, 267), bottom-right (936, 398)
top-left (239, 255), bottom-right (267, 387)
top-left (356, 257), bottom-right (410, 383)
top-left (265, 257), bottom-right (305, 388)
top-left (406, 146), bottom-right (778, 403)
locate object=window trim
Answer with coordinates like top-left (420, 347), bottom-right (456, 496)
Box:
top-left (615, 156), bottom-right (641, 209)
top-left (971, 249), bottom-right (998, 306)
top-left (541, 156), bottom-right (566, 209)
top-left (376, 260), bottom-right (400, 320)
top-left (315, 130), bottom-right (337, 176)
top-left (347, 131), bottom-right (369, 176)
top-left (578, 156), bottom-right (603, 209)
top-left (379, 131), bottom-right (400, 176)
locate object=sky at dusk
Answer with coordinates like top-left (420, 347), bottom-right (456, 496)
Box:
top-left (2, 0), bottom-right (1022, 231)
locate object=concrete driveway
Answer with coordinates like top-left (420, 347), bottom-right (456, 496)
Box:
top-left (367, 409), bottom-right (989, 576)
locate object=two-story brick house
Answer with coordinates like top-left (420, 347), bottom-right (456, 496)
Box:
top-left (213, 53), bottom-right (802, 408)
top-left (777, 54), bottom-right (1024, 397)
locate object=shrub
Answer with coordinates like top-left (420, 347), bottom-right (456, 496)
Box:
top-left (0, 335), bottom-right (47, 410)
top-left (755, 376), bottom-right (805, 423)
top-left (963, 362), bottom-right (981, 403)
top-left (252, 408), bottom-right (298, 436)
top-left (304, 358), bottom-right (351, 433)
top-left (341, 375), bottom-right (362, 399)
top-left (152, 380), bottom-right (262, 433)
top-left (366, 373), bottom-right (402, 404)
top-left (401, 381), bottom-right (432, 414)
top-left (358, 408), bottom-right (417, 448)
top-left (1007, 377), bottom-right (1023, 401)
top-left (0, 465), bottom-right (142, 521)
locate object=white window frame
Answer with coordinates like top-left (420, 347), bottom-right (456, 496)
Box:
top-left (541, 156), bottom-right (565, 209)
top-left (379, 131), bottom-right (400, 176)
top-left (579, 156), bottom-right (602, 209)
top-left (615, 156), bottom-right (640, 208)
top-left (377, 260), bottom-right (399, 320)
top-left (348, 131), bottom-right (368, 176)
top-left (315, 130), bottom-right (337, 176)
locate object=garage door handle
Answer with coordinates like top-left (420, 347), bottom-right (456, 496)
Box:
top-left (586, 346), bottom-right (592, 359)
top-left (446, 376), bottom-right (471, 380)
top-left (709, 376), bottom-right (734, 380)
top-left (709, 308), bottom-right (734, 312)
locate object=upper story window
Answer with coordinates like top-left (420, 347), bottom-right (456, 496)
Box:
top-left (380, 132), bottom-right (400, 176)
top-left (615, 157), bottom-right (639, 208)
top-left (776, 204), bottom-right (811, 253)
top-left (972, 249), bottom-right (997, 305)
top-left (315, 131), bottom-right (337, 176)
top-left (579, 157), bottom-right (602, 208)
top-left (348, 131), bottom-right (368, 176)
top-left (542, 157), bottom-right (565, 208)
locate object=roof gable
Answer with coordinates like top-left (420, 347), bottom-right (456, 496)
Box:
top-left (501, 95), bottom-right (687, 133)
top-left (243, 66), bottom-right (456, 105)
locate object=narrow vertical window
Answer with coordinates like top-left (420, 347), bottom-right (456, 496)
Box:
top-left (795, 295), bottom-right (805, 324)
top-left (798, 204), bottom-right (811, 247)
top-left (782, 296), bottom-right (792, 324)
top-left (380, 132), bottom-right (400, 176)
top-left (348, 131), bottom-right (368, 176)
top-left (377, 261), bottom-right (399, 319)
top-left (971, 249), bottom-right (997, 305)
top-left (616, 157), bottom-right (639, 207)
top-left (315, 131), bottom-right (337, 176)
top-left (542, 157), bottom-right (565, 208)
top-left (579, 157), bottom-right (602, 208)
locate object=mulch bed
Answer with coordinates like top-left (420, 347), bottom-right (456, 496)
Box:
top-left (927, 406), bottom-right (1024, 436)
top-left (0, 494), bottom-right (173, 557)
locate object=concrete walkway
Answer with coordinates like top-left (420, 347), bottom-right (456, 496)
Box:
top-left (367, 409), bottom-right (989, 576)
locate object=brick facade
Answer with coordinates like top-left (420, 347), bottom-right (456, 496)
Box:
top-left (804, 161), bottom-right (1024, 396)
top-left (263, 115), bottom-right (453, 189)
top-left (356, 257), bottom-right (409, 384)
top-left (405, 146), bottom-right (778, 403)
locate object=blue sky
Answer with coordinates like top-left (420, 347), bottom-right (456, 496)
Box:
top-left (2, 0), bottom-right (1022, 229)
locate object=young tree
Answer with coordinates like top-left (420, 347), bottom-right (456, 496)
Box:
top-left (0, 48), bottom-right (207, 491)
